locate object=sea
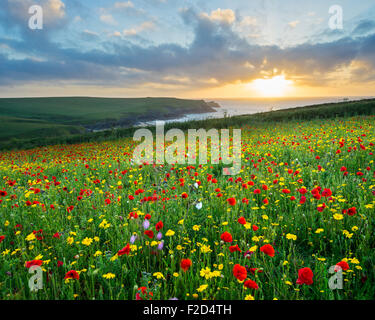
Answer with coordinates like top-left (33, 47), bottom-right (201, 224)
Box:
top-left (138, 96), bottom-right (373, 126)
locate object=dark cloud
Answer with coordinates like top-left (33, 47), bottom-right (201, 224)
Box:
top-left (352, 19), bottom-right (375, 36)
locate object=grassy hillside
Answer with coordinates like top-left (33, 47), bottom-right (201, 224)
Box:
top-left (1, 98), bottom-right (375, 151)
top-left (1, 102), bottom-right (375, 300)
top-left (0, 97), bottom-right (215, 142)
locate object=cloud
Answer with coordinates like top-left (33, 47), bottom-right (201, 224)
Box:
top-left (81, 29), bottom-right (99, 41)
top-left (352, 20), bottom-right (375, 36)
top-left (1, 5), bottom-right (375, 92)
top-left (114, 1), bottom-right (134, 9)
top-left (100, 14), bottom-right (117, 25)
top-left (123, 21), bottom-right (156, 36)
top-left (288, 20), bottom-right (299, 28)
top-left (200, 8), bottom-right (236, 25)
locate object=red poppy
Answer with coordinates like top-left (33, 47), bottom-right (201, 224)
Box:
top-left (0, 190), bottom-right (7, 197)
top-left (118, 243), bottom-right (131, 256)
top-left (335, 261), bottom-right (349, 271)
top-left (244, 279), bottom-right (259, 290)
top-left (220, 231), bottom-right (233, 243)
top-left (347, 207), bottom-right (357, 216)
top-left (229, 245), bottom-right (241, 253)
top-left (0, 235), bottom-right (5, 243)
top-left (227, 197), bottom-right (236, 206)
top-left (233, 264), bottom-right (247, 281)
top-left (144, 230), bottom-right (154, 239)
top-left (322, 188), bottom-right (332, 197)
top-left (25, 260), bottom-right (43, 268)
top-left (180, 259), bottom-right (192, 272)
top-left (155, 221), bottom-right (163, 231)
top-left (260, 244), bottom-right (275, 257)
top-left (296, 267), bottom-right (313, 285)
top-left (181, 192), bottom-right (188, 199)
top-left (64, 270), bottom-right (80, 280)
top-left (237, 217), bottom-right (246, 225)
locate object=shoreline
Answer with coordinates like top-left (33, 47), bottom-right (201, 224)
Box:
top-left (90, 96), bottom-right (372, 132)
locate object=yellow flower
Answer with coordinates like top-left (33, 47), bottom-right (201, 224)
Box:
top-left (343, 230), bottom-right (353, 238)
top-left (99, 219), bottom-right (111, 229)
top-left (244, 222), bottom-right (252, 229)
top-left (286, 233), bottom-right (297, 240)
top-left (25, 233), bottom-right (36, 241)
top-left (315, 228), bottom-right (324, 234)
top-left (200, 245), bottom-right (212, 253)
top-left (67, 237), bottom-right (74, 245)
top-left (245, 294), bottom-right (254, 300)
top-left (333, 214), bottom-right (344, 220)
top-left (165, 230), bottom-right (175, 237)
top-left (200, 267), bottom-right (212, 280)
top-left (153, 272), bottom-right (165, 280)
top-left (110, 254), bottom-right (118, 262)
top-left (173, 273), bottom-right (179, 277)
top-left (192, 225), bottom-right (201, 231)
top-left (103, 273), bottom-right (116, 279)
top-left (94, 251), bottom-right (102, 257)
top-left (196, 284), bottom-right (208, 292)
top-left (350, 258), bottom-right (360, 264)
top-left (82, 237), bottom-right (93, 246)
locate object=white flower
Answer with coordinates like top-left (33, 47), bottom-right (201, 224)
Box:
top-left (195, 202), bottom-right (202, 210)
top-left (194, 183), bottom-right (199, 189)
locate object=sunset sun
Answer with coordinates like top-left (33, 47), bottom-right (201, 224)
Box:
top-left (249, 75), bottom-right (294, 97)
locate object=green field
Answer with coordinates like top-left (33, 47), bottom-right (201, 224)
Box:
top-left (1, 98), bottom-right (374, 151)
top-left (0, 97), bottom-right (215, 144)
top-left (0, 100), bottom-right (374, 300)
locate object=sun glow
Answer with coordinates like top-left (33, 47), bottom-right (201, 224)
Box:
top-left (249, 75), bottom-right (294, 97)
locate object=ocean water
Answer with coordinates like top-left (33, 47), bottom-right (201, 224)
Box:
top-left (137, 96), bottom-right (373, 126)
top-left (136, 96), bottom-right (374, 127)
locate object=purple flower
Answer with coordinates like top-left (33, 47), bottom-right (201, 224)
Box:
top-left (156, 232), bottom-right (163, 240)
top-left (157, 241), bottom-right (164, 250)
top-left (143, 219), bottom-right (150, 229)
top-left (130, 234), bottom-right (137, 244)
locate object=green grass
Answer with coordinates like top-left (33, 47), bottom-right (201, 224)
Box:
top-left (1, 98), bottom-right (374, 151)
top-left (0, 97), bottom-right (214, 144)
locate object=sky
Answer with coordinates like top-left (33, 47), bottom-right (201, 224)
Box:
top-left (0, 0), bottom-right (375, 98)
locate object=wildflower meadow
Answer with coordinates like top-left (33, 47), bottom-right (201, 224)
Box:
top-left (0, 115), bottom-right (374, 300)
